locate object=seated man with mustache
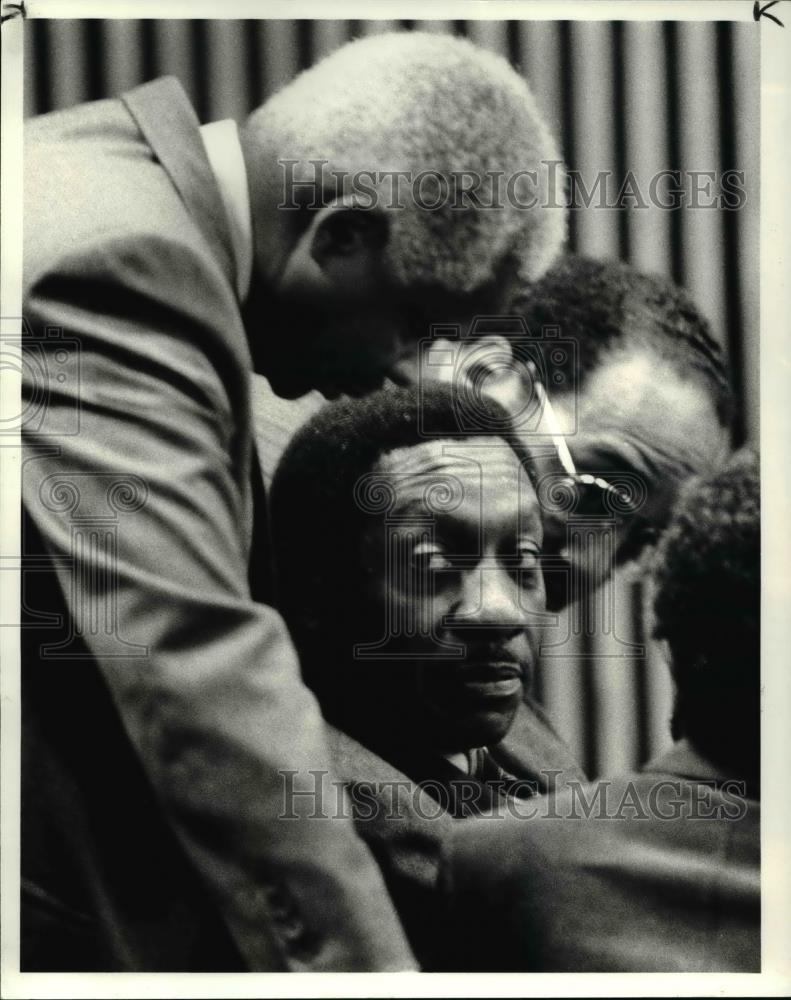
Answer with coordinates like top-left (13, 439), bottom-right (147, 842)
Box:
top-left (269, 383), bottom-right (584, 953)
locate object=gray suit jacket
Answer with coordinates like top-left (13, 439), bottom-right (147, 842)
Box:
top-left (440, 740), bottom-right (759, 971)
top-left (325, 699), bottom-right (586, 965)
top-left (21, 77), bottom-right (413, 971)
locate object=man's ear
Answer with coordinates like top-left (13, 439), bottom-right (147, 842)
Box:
top-left (278, 202), bottom-right (389, 297)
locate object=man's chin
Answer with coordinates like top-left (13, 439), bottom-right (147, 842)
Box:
top-left (319, 369), bottom-right (388, 400)
top-left (264, 367), bottom-right (376, 401)
top-left (428, 703), bottom-right (519, 753)
top-left (261, 365), bottom-right (312, 400)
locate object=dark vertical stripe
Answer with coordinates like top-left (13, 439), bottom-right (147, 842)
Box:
top-left (632, 583), bottom-right (650, 765)
top-left (141, 19), bottom-right (157, 86)
top-left (84, 21), bottom-right (103, 101)
top-left (32, 20), bottom-right (52, 116)
top-left (245, 19), bottom-right (262, 110)
top-left (663, 22), bottom-right (683, 286)
top-left (400, 20), bottom-right (415, 32)
top-left (612, 20), bottom-right (630, 260)
top-left (582, 592), bottom-right (598, 777)
top-left (297, 20), bottom-right (312, 70)
top-left (716, 22), bottom-right (746, 448)
top-left (559, 21), bottom-right (577, 251)
top-left (507, 19), bottom-right (520, 67)
top-left (190, 20), bottom-right (209, 121)
top-left (454, 21), bottom-right (467, 37)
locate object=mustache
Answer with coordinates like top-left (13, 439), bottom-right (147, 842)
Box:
top-left (430, 645), bottom-right (525, 673)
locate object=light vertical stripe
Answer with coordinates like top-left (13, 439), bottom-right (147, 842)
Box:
top-left (590, 570), bottom-right (641, 777)
top-left (569, 21), bottom-right (620, 260)
top-left (311, 20), bottom-right (350, 61)
top-left (414, 21), bottom-right (456, 35)
top-left (102, 20), bottom-right (144, 98)
top-left (466, 20), bottom-right (508, 56)
top-left (152, 19), bottom-right (196, 105)
top-left (48, 20), bottom-right (89, 111)
top-left (623, 21), bottom-right (673, 277)
top-left (359, 21), bottom-right (400, 36)
top-left (23, 21), bottom-right (37, 118)
top-left (540, 606), bottom-right (589, 773)
top-left (676, 22), bottom-right (727, 348)
top-left (205, 20), bottom-right (249, 122)
top-left (517, 21), bottom-right (564, 160)
top-left (257, 20), bottom-right (298, 99)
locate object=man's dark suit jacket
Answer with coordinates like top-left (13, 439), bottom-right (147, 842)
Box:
top-left (326, 699), bottom-right (586, 965)
top-left (439, 740), bottom-right (760, 972)
top-left (21, 77), bottom-right (413, 972)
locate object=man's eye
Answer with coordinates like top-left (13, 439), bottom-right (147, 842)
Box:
top-left (411, 544), bottom-right (452, 572)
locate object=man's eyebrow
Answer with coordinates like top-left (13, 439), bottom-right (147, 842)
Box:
top-left (389, 496), bottom-right (434, 521)
top-left (391, 496), bottom-right (476, 529)
top-left (391, 496), bottom-right (541, 539)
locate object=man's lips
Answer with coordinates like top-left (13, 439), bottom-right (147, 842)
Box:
top-left (457, 661), bottom-right (523, 699)
top-left (425, 659), bottom-right (525, 701)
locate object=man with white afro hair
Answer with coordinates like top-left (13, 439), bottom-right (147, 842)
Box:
top-left (22, 29), bottom-right (564, 973)
top-left (247, 32), bottom-right (563, 292)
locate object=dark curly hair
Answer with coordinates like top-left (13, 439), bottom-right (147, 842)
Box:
top-left (652, 448), bottom-right (759, 779)
top-left (507, 253), bottom-right (733, 429)
top-left (270, 383), bottom-right (536, 715)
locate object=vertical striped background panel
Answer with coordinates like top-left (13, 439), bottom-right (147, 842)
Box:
top-left (23, 18), bottom-right (759, 778)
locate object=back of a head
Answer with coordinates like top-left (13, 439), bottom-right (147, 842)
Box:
top-left (246, 32), bottom-right (565, 292)
top-left (652, 449), bottom-right (760, 780)
top-left (270, 384), bottom-right (532, 713)
top-left (511, 253), bottom-right (733, 427)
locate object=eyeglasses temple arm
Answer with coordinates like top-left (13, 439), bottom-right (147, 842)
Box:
top-left (527, 361), bottom-right (578, 478)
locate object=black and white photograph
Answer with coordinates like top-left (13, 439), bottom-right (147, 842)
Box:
top-left (0, 1), bottom-right (788, 995)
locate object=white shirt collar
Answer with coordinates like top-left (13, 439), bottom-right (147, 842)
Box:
top-left (199, 119), bottom-right (253, 303)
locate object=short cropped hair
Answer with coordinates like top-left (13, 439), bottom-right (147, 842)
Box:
top-left (510, 254), bottom-right (733, 427)
top-left (270, 384), bottom-right (536, 705)
top-left (652, 449), bottom-right (760, 776)
top-left (246, 32), bottom-right (565, 292)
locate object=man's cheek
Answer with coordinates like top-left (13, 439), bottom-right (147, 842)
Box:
top-left (385, 591), bottom-right (446, 649)
top-left (520, 608), bottom-right (544, 663)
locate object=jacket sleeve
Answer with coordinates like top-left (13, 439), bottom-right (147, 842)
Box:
top-left (22, 232), bottom-right (416, 971)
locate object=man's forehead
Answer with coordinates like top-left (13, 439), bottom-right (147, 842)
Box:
top-left (374, 437), bottom-right (528, 490)
top-left (554, 344), bottom-right (728, 468)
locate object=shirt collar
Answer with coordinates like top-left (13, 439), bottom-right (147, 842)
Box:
top-left (442, 748), bottom-right (487, 776)
top-left (199, 119), bottom-right (253, 303)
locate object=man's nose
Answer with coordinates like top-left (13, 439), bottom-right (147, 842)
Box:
top-left (446, 563), bottom-right (525, 633)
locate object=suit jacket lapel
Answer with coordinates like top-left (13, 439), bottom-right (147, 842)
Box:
top-left (490, 698), bottom-right (587, 791)
top-left (121, 76), bottom-right (235, 289)
top-left (642, 738), bottom-right (733, 784)
top-left (122, 77), bottom-right (271, 604)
